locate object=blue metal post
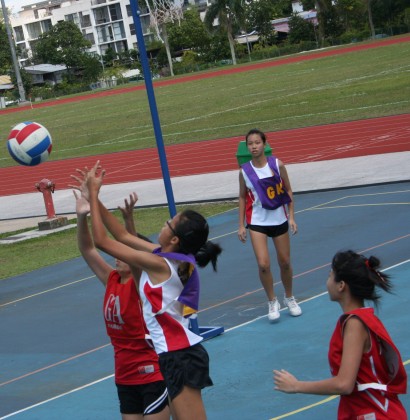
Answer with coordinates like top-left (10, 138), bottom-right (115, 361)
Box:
top-left (129, 0), bottom-right (177, 217)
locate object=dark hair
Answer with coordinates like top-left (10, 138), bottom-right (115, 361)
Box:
top-left (174, 209), bottom-right (222, 271)
top-left (245, 128), bottom-right (266, 145)
top-left (331, 250), bottom-right (392, 304)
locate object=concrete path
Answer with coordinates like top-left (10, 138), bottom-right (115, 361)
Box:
top-left (1, 151), bottom-right (409, 236)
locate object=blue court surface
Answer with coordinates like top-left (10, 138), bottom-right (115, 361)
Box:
top-left (1, 182), bottom-right (409, 419)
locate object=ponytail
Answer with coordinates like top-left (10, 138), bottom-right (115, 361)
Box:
top-left (332, 250), bottom-right (392, 304)
top-left (195, 240), bottom-right (222, 270)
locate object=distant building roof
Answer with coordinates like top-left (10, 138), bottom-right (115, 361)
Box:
top-left (0, 75), bottom-right (14, 90)
top-left (24, 64), bottom-right (67, 74)
top-left (21, 0), bottom-right (66, 11)
top-left (271, 10), bottom-right (317, 33)
top-left (236, 30), bottom-right (259, 45)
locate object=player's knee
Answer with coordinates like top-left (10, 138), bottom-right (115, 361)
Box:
top-left (278, 259), bottom-right (291, 271)
top-left (258, 261), bottom-right (271, 272)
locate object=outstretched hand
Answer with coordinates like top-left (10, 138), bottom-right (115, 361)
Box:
top-left (273, 369), bottom-right (298, 393)
top-left (70, 161), bottom-right (105, 197)
top-left (118, 192), bottom-right (138, 221)
top-left (73, 190), bottom-right (90, 216)
top-left (69, 167), bottom-right (92, 202)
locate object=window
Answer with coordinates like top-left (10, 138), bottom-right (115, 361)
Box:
top-left (84, 32), bottom-right (95, 45)
top-left (115, 40), bottom-right (128, 52)
top-left (80, 12), bottom-right (92, 28)
top-left (14, 26), bottom-right (25, 42)
top-left (140, 15), bottom-right (150, 34)
top-left (129, 23), bottom-right (135, 35)
top-left (17, 46), bottom-right (29, 59)
top-left (126, 5), bottom-right (132, 16)
top-left (26, 21), bottom-right (42, 39)
top-left (41, 20), bottom-right (52, 32)
top-left (112, 21), bottom-right (125, 39)
top-left (97, 25), bottom-right (114, 43)
top-left (65, 13), bottom-right (80, 26)
top-left (109, 3), bottom-right (122, 21)
top-left (94, 7), bottom-right (110, 24)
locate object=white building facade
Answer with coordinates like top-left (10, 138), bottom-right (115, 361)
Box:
top-left (10, 0), bottom-right (156, 65)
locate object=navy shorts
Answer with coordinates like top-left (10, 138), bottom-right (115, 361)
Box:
top-left (116, 380), bottom-right (168, 415)
top-left (248, 221), bottom-right (289, 238)
top-left (159, 343), bottom-right (213, 400)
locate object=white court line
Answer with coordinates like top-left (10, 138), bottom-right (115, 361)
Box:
top-left (0, 276), bottom-right (95, 308)
top-left (2, 260), bottom-right (409, 419)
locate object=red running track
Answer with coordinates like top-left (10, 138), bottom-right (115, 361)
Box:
top-left (0, 36), bottom-right (409, 116)
top-left (1, 114), bottom-right (409, 197)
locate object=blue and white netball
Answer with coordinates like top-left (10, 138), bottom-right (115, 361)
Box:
top-left (7, 121), bottom-right (52, 166)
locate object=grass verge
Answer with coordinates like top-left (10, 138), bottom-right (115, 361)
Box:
top-left (0, 201), bottom-right (238, 280)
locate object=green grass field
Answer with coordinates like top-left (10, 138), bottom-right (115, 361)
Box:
top-left (1, 38), bottom-right (409, 168)
top-left (0, 201), bottom-right (238, 280)
top-left (1, 38), bottom-right (409, 279)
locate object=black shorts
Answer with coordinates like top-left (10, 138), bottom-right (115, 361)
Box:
top-left (248, 221), bottom-right (289, 238)
top-left (116, 380), bottom-right (168, 415)
top-left (158, 343), bottom-right (213, 400)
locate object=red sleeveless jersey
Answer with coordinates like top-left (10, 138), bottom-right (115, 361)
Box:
top-left (328, 307), bottom-right (407, 419)
top-left (103, 271), bottom-right (163, 385)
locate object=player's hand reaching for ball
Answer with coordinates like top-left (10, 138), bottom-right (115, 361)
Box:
top-left (73, 190), bottom-right (90, 216)
top-left (84, 161), bottom-right (105, 197)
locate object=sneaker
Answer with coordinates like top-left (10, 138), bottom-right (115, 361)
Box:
top-left (283, 296), bottom-right (302, 317)
top-left (268, 299), bottom-right (281, 322)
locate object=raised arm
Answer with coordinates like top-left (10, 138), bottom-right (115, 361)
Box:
top-left (118, 192), bottom-right (138, 236)
top-left (85, 162), bottom-right (171, 285)
top-left (70, 167), bottom-right (156, 253)
top-left (74, 190), bottom-right (112, 286)
top-left (99, 198), bottom-right (156, 252)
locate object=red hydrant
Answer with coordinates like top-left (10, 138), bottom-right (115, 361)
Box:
top-left (35, 178), bottom-right (56, 219)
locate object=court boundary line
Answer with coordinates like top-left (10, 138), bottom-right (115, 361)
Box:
top-left (2, 259), bottom-right (409, 419)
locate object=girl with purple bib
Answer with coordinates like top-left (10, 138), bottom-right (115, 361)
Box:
top-left (238, 128), bottom-right (302, 322)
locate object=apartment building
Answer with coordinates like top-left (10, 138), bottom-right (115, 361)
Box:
top-left (9, 0), bottom-right (156, 65)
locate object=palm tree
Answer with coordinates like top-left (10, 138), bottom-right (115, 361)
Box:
top-left (205, 0), bottom-right (244, 65)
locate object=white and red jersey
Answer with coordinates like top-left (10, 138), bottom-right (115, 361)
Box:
top-left (103, 271), bottom-right (163, 385)
top-left (328, 307), bottom-right (407, 419)
top-left (139, 258), bottom-right (203, 354)
top-left (241, 158), bottom-right (288, 226)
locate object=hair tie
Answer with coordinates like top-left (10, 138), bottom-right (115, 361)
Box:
top-left (365, 258), bottom-right (385, 283)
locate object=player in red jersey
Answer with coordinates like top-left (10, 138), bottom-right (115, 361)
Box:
top-left (274, 250), bottom-right (407, 419)
top-left (74, 188), bottom-right (169, 420)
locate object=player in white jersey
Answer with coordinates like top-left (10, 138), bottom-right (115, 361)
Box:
top-left (72, 161), bottom-right (222, 420)
top-left (238, 129), bottom-right (302, 322)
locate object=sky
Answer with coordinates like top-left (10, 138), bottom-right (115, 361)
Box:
top-left (4, 0), bottom-right (35, 14)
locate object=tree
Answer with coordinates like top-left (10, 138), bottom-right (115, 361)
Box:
top-left (10, 67), bottom-right (32, 97)
top-left (103, 47), bottom-right (118, 67)
top-left (0, 22), bottom-right (12, 73)
top-left (168, 8), bottom-right (211, 55)
top-left (81, 54), bottom-right (103, 83)
top-left (205, 0), bottom-right (245, 65)
top-left (246, 0), bottom-right (290, 45)
top-left (33, 21), bottom-right (91, 71)
top-left (288, 13), bottom-right (317, 43)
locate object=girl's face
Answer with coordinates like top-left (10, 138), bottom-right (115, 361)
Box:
top-left (158, 213), bottom-right (181, 246)
top-left (326, 269), bottom-right (339, 301)
top-left (246, 134), bottom-right (265, 158)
